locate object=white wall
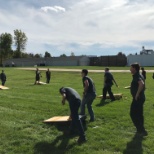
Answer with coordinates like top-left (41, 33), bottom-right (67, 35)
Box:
top-left (127, 53), bottom-right (154, 66)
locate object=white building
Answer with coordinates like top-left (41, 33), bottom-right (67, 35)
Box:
top-left (127, 46), bottom-right (154, 66)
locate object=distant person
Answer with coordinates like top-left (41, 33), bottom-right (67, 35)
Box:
top-left (0, 70), bottom-right (6, 86)
top-left (141, 67), bottom-right (146, 80)
top-left (80, 69), bottom-right (96, 122)
top-left (46, 68), bottom-right (51, 83)
top-left (12, 62), bottom-right (15, 67)
top-left (102, 68), bottom-right (118, 101)
top-left (152, 73), bottom-right (154, 79)
top-left (130, 63), bottom-right (147, 136)
top-left (34, 68), bottom-right (41, 84)
top-left (59, 87), bottom-right (86, 144)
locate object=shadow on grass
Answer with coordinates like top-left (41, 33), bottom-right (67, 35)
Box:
top-left (123, 133), bottom-right (145, 154)
top-left (95, 99), bottom-right (111, 107)
top-left (34, 122), bottom-right (87, 154)
top-left (34, 123), bottom-right (73, 154)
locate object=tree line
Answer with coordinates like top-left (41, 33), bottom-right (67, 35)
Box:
top-left (0, 29), bottom-right (52, 65)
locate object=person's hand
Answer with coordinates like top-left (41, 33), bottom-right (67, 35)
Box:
top-left (68, 115), bottom-right (72, 120)
top-left (62, 100), bottom-right (65, 105)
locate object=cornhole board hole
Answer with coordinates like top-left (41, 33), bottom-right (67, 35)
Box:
top-left (36, 81), bottom-right (47, 85)
top-left (0, 85), bottom-right (9, 90)
top-left (97, 93), bottom-right (123, 99)
top-left (124, 86), bottom-right (131, 89)
top-left (43, 115), bottom-right (86, 123)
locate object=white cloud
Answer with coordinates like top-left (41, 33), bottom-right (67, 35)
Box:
top-left (41, 6), bottom-right (66, 13)
top-left (1, 0), bottom-right (154, 56)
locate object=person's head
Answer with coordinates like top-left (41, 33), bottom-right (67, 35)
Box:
top-left (59, 87), bottom-right (66, 95)
top-left (141, 67), bottom-right (144, 71)
top-left (130, 63), bottom-right (140, 74)
top-left (2, 70), bottom-right (4, 73)
top-left (105, 67), bottom-right (109, 72)
top-left (81, 69), bottom-right (88, 77)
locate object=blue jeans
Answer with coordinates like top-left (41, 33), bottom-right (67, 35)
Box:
top-left (80, 93), bottom-right (96, 120)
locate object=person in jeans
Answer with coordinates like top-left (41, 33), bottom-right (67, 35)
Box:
top-left (80, 69), bottom-right (96, 122)
top-left (102, 68), bottom-right (118, 101)
top-left (59, 87), bottom-right (86, 144)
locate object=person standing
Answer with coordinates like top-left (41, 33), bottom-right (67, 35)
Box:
top-left (80, 69), bottom-right (96, 122)
top-left (102, 68), bottom-right (118, 101)
top-left (46, 68), bottom-right (51, 83)
top-left (0, 70), bottom-right (6, 86)
top-left (34, 68), bottom-right (41, 84)
top-left (130, 63), bottom-right (147, 136)
top-left (141, 67), bottom-right (146, 80)
top-left (59, 87), bottom-right (86, 144)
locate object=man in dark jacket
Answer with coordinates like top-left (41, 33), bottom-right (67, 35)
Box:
top-left (46, 68), bottom-right (51, 83)
top-left (0, 70), bottom-right (6, 86)
top-left (34, 68), bottom-right (41, 84)
top-left (102, 68), bottom-right (118, 101)
top-left (130, 63), bottom-right (147, 136)
top-left (59, 87), bottom-right (86, 144)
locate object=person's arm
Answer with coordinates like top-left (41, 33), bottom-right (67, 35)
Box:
top-left (135, 80), bottom-right (144, 101)
top-left (61, 93), bottom-right (66, 105)
top-left (83, 79), bottom-right (89, 95)
top-left (113, 78), bottom-right (118, 87)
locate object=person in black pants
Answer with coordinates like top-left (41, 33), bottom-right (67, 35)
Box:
top-left (130, 63), bottom-right (147, 136)
top-left (46, 68), bottom-right (51, 83)
top-left (141, 67), bottom-right (146, 80)
top-left (102, 68), bottom-right (118, 101)
top-left (34, 68), bottom-right (41, 84)
top-left (0, 70), bottom-right (6, 86)
top-left (59, 87), bottom-right (86, 144)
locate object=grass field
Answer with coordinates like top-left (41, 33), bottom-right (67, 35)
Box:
top-left (0, 66), bottom-right (154, 154)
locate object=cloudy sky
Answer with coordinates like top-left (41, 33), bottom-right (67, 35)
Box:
top-left (0, 0), bottom-right (154, 57)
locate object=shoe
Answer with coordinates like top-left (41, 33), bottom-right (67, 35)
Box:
top-left (136, 130), bottom-right (148, 136)
top-left (89, 119), bottom-right (95, 122)
top-left (77, 137), bottom-right (87, 144)
top-left (111, 99), bottom-right (115, 102)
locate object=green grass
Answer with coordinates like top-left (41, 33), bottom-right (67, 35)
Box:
top-left (0, 67), bottom-right (154, 154)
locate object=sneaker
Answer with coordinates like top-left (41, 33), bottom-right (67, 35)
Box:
top-left (89, 119), bottom-right (95, 122)
top-left (77, 137), bottom-right (87, 144)
top-left (111, 99), bottom-right (115, 102)
top-left (136, 130), bottom-right (148, 136)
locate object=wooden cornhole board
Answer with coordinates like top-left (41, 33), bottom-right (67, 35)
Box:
top-left (36, 81), bottom-right (47, 85)
top-left (43, 115), bottom-right (86, 123)
top-left (0, 85), bottom-right (9, 90)
top-left (124, 86), bottom-right (131, 89)
top-left (97, 93), bottom-right (123, 99)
